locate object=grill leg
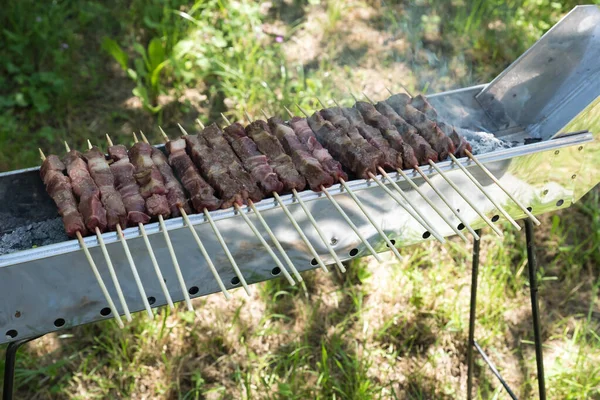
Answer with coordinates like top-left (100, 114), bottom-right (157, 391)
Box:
top-left (2, 335), bottom-right (42, 400)
top-left (466, 229), bottom-right (482, 400)
top-left (525, 219), bottom-right (546, 400)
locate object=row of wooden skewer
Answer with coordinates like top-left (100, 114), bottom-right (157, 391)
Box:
top-left (38, 101), bottom-right (540, 329)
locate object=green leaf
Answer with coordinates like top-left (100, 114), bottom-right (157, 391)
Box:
top-left (150, 60), bottom-right (169, 88)
top-left (101, 37), bottom-right (128, 71)
top-left (126, 68), bottom-right (138, 81)
top-left (133, 43), bottom-right (150, 71)
top-left (147, 38), bottom-right (166, 71)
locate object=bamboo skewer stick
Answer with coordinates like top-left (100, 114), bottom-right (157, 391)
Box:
top-left (176, 123), bottom-right (251, 295)
top-left (339, 178), bottom-right (403, 261)
top-left (292, 189), bottom-right (346, 273)
top-left (279, 107), bottom-right (382, 262)
top-left (248, 200), bottom-right (303, 282)
top-left (82, 140), bottom-right (133, 321)
top-left (464, 150), bottom-right (541, 226)
top-left (273, 192), bottom-right (328, 272)
top-left (412, 165), bottom-right (481, 239)
top-left (131, 133), bottom-right (194, 310)
top-left (359, 93), bottom-right (475, 240)
top-left (295, 103), bottom-right (405, 260)
top-left (234, 204), bottom-right (295, 284)
top-left (247, 110), bottom-right (328, 271)
top-left (427, 160), bottom-right (503, 237)
top-left (157, 127), bottom-right (231, 300)
top-left (375, 168), bottom-right (445, 243)
top-left (395, 167), bottom-right (468, 242)
top-left (107, 134), bottom-right (170, 314)
top-left (39, 148), bottom-right (125, 328)
top-left (448, 154), bottom-right (521, 231)
top-left (138, 222), bottom-right (175, 310)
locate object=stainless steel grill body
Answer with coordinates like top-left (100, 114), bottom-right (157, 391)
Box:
top-left (0, 5), bottom-right (599, 344)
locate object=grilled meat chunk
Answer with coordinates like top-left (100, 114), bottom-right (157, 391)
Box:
top-left (84, 146), bottom-right (128, 230)
top-left (40, 155), bottom-right (87, 237)
top-left (151, 148), bottom-right (191, 217)
top-left (165, 138), bottom-right (221, 212)
top-left (63, 150), bottom-right (108, 232)
top-left (223, 123), bottom-right (284, 195)
top-left (268, 117), bottom-right (334, 191)
top-left (245, 120), bottom-right (306, 192)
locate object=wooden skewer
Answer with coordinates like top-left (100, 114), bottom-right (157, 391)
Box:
top-left (427, 160), bottom-right (503, 237)
top-left (248, 200), bottom-right (303, 282)
top-left (158, 126), bottom-right (231, 299)
top-left (243, 110), bottom-right (253, 123)
top-left (358, 93), bottom-right (477, 239)
top-left (281, 105), bottom-right (382, 261)
top-left (234, 204), bottom-right (295, 285)
top-left (339, 178), bottom-right (403, 261)
top-left (272, 192), bottom-right (328, 272)
top-left (370, 170), bottom-right (445, 243)
top-left (176, 123), bottom-right (251, 295)
top-left (385, 86), bottom-right (394, 96)
top-left (106, 134), bottom-right (174, 311)
top-left (295, 103), bottom-right (406, 259)
top-left (398, 83), bottom-right (414, 97)
top-left (292, 189), bottom-right (346, 273)
top-left (448, 154), bottom-right (521, 231)
top-left (316, 97), bottom-right (327, 109)
top-left (242, 111), bottom-right (328, 273)
top-left (87, 139), bottom-right (134, 322)
top-left (117, 225), bottom-right (154, 319)
top-left (39, 148), bottom-right (125, 328)
top-left (132, 132), bottom-right (194, 310)
top-left (95, 225), bottom-right (133, 321)
top-left (138, 222), bottom-right (175, 310)
top-left (396, 168), bottom-right (469, 242)
top-left (413, 165), bottom-right (481, 240)
top-left (464, 150), bottom-right (541, 226)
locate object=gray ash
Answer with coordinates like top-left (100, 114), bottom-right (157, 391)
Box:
top-left (457, 127), bottom-right (515, 155)
top-left (0, 218), bottom-right (68, 256)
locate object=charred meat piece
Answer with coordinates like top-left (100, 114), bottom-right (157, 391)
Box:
top-left (40, 155), bottom-right (87, 237)
top-left (307, 112), bottom-right (383, 179)
top-left (338, 107), bottom-right (403, 169)
top-left (410, 94), bottom-right (472, 157)
top-left (320, 107), bottom-right (401, 170)
top-left (268, 117), bottom-right (334, 191)
top-left (223, 122), bottom-right (284, 195)
top-left (84, 146), bottom-right (128, 230)
top-left (200, 123), bottom-right (263, 203)
top-left (106, 145), bottom-right (151, 226)
top-left (128, 143), bottom-right (170, 218)
top-left (288, 117), bottom-right (348, 182)
top-left (165, 138), bottom-right (221, 212)
top-left (245, 120), bottom-right (306, 192)
top-left (368, 101), bottom-right (436, 166)
top-left (385, 94), bottom-right (455, 160)
top-left (151, 148), bottom-right (191, 217)
top-left (184, 132), bottom-right (244, 208)
top-left (63, 150), bottom-right (107, 232)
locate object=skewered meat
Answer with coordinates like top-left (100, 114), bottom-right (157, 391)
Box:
top-left (385, 94), bottom-right (455, 159)
top-left (84, 146), bottom-right (128, 230)
top-left (307, 112), bottom-right (384, 179)
top-left (40, 155), bottom-right (87, 237)
top-left (128, 143), bottom-right (171, 218)
top-left (366, 101), bottom-right (437, 166)
top-left (245, 120), bottom-right (306, 192)
top-left (319, 107), bottom-right (401, 170)
top-left (63, 150), bottom-right (108, 232)
top-left (410, 94), bottom-right (472, 157)
top-left (151, 148), bottom-right (191, 217)
top-left (106, 145), bottom-right (151, 225)
top-left (268, 117), bottom-right (334, 191)
top-left (200, 123), bottom-right (264, 203)
top-left (165, 138), bottom-right (221, 211)
top-left (288, 117), bottom-right (348, 181)
top-left (223, 122), bottom-right (284, 194)
top-left (184, 132), bottom-right (245, 208)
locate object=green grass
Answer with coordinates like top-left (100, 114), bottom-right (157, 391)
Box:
top-left (2, 0), bottom-right (600, 399)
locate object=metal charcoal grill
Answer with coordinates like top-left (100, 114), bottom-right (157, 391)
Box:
top-left (1, 5), bottom-right (600, 399)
